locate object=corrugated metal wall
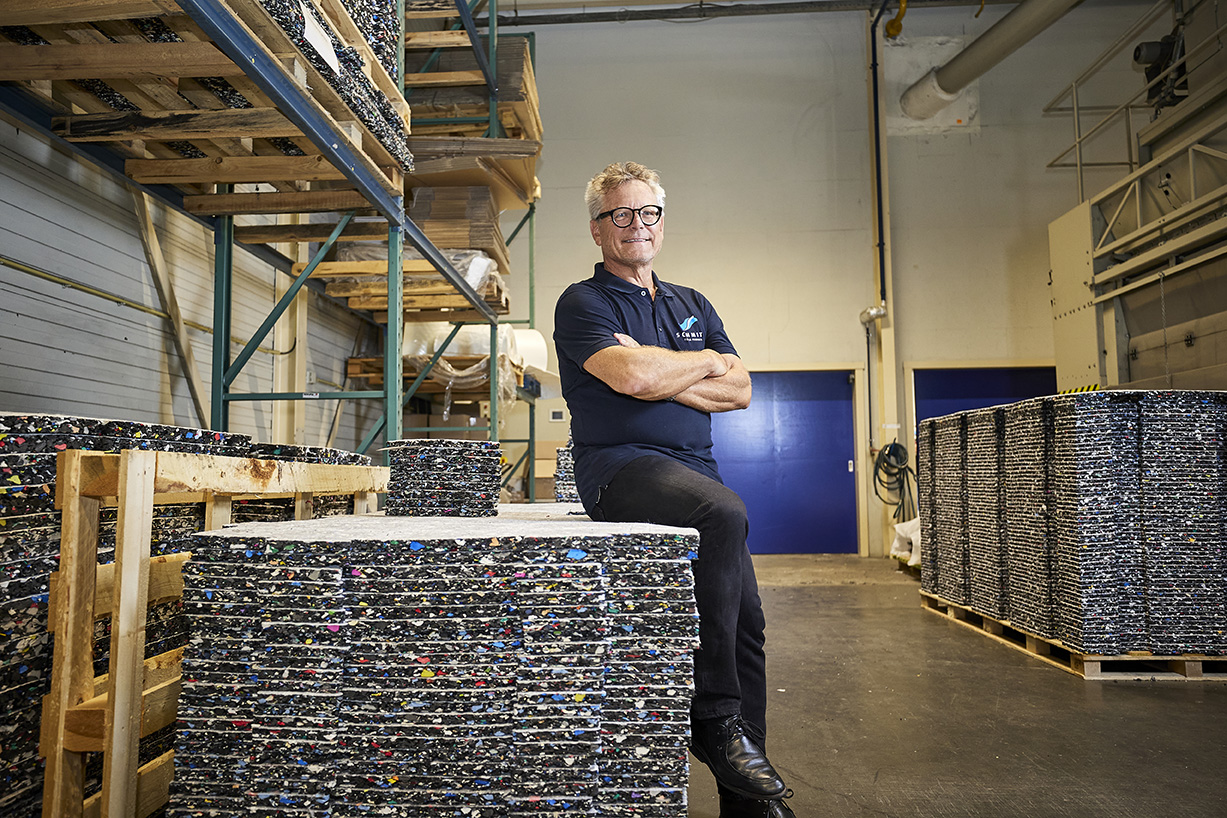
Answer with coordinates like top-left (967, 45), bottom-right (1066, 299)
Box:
top-left (0, 117), bottom-right (382, 453)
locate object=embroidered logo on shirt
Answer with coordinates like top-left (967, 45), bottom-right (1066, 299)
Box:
top-left (676, 315), bottom-right (703, 343)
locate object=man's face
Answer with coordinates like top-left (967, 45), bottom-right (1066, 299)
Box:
top-left (590, 180), bottom-right (664, 270)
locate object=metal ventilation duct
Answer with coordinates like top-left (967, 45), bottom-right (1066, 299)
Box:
top-left (900, 0), bottom-right (1085, 120)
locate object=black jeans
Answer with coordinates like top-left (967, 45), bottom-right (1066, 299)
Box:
top-left (592, 455), bottom-right (768, 745)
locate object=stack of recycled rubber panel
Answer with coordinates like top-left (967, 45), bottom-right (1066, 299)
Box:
top-left (385, 439), bottom-right (502, 517)
top-left (933, 413), bottom-right (969, 606)
top-left (172, 511), bottom-right (699, 817)
top-left (260, 0), bottom-right (412, 167)
top-left (915, 418), bottom-right (938, 596)
top-left (554, 441), bottom-right (581, 504)
top-left (921, 389), bottom-right (1227, 656)
top-left (0, 413), bottom-right (251, 815)
top-left (965, 407), bottom-right (1008, 620)
top-left (1137, 391), bottom-right (1227, 655)
top-left (1002, 397), bottom-right (1058, 640)
top-left (1048, 391), bottom-right (1145, 654)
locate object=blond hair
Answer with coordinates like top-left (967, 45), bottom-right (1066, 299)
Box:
top-left (584, 162), bottom-right (666, 220)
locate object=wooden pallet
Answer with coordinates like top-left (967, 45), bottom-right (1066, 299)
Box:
top-left (41, 449), bottom-right (387, 818)
top-left (920, 591), bottom-right (1227, 681)
top-left (406, 36), bottom-right (542, 142)
top-left (0, 0), bottom-right (406, 204)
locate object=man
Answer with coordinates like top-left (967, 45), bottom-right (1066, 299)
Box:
top-left (553, 162), bottom-right (796, 818)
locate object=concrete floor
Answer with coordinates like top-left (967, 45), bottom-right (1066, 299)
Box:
top-left (686, 555), bottom-right (1227, 818)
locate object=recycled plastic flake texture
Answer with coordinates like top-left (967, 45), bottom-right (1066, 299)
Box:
top-left (170, 507), bottom-right (698, 816)
top-left (385, 439), bottom-right (503, 517)
top-left (0, 410), bottom-right (372, 806)
top-left (919, 390), bottom-right (1227, 656)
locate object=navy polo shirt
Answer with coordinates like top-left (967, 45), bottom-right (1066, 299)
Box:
top-left (553, 263), bottom-right (738, 513)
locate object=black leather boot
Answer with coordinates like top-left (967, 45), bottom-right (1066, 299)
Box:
top-left (691, 714), bottom-right (787, 799)
top-left (719, 790), bottom-right (798, 818)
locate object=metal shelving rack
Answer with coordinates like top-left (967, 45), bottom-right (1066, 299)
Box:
top-left (0, 0), bottom-right (505, 457)
top-left (181, 0), bottom-right (501, 451)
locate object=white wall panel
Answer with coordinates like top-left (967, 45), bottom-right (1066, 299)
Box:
top-left (0, 116), bottom-right (373, 451)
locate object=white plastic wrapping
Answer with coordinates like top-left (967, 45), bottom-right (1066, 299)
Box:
top-left (402, 322), bottom-right (519, 425)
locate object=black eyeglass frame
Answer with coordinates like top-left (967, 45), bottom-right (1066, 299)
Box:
top-left (595, 205), bottom-right (664, 228)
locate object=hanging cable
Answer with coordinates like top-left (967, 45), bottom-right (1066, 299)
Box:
top-left (873, 439), bottom-right (916, 522)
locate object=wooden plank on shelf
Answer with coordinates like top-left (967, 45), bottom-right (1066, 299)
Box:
top-left (393, 307), bottom-right (495, 324)
top-left (0, 1), bottom-right (183, 27)
top-left (406, 135), bottom-right (541, 159)
top-left (100, 449), bottom-right (156, 818)
top-left (0, 41), bottom-right (244, 80)
top-left (347, 290), bottom-right (508, 311)
top-left (295, 259), bottom-right (443, 278)
top-left (41, 449), bottom-right (100, 817)
top-left (405, 0), bottom-right (459, 18)
top-left (406, 30), bottom-right (471, 48)
top-left (233, 219), bottom-right (389, 244)
top-left (181, 188), bottom-right (373, 215)
top-left (82, 750), bottom-right (175, 818)
top-left (53, 107), bottom-right (300, 142)
top-left (403, 69), bottom-right (486, 88)
top-left (63, 676), bottom-right (181, 754)
top-left (125, 154), bottom-right (351, 185)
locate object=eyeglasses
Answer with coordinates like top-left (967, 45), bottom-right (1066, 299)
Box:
top-left (596, 205), bottom-right (663, 228)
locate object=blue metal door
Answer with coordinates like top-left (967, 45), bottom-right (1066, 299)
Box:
top-left (711, 370), bottom-right (857, 554)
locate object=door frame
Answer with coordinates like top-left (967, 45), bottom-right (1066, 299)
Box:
top-left (904, 358), bottom-right (1057, 449)
top-left (742, 361), bottom-right (869, 557)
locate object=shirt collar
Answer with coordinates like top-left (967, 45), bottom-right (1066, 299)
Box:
top-left (593, 264), bottom-right (675, 297)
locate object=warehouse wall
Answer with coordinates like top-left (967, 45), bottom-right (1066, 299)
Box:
top-left (0, 119), bottom-right (382, 450)
top-left (502, 0), bottom-right (1161, 542)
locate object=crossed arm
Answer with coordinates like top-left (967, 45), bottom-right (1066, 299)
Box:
top-left (583, 333), bottom-right (751, 413)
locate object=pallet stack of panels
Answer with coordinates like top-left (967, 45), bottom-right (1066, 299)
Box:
top-left (554, 442), bottom-right (581, 505)
top-left (344, 535), bottom-right (516, 817)
top-left (260, 0), bottom-right (411, 168)
top-left (1002, 398), bottom-right (1058, 640)
top-left (1139, 391), bottom-right (1227, 655)
top-left (171, 514), bottom-right (699, 816)
top-left (934, 414), bottom-right (969, 605)
top-left (173, 538), bottom-right (265, 817)
top-left (510, 539), bottom-right (606, 815)
top-left (1050, 392), bottom-right (1147, 654)
top-left (921, 389), bottom-right (1227, 656)
top-left (385, 439), bottom-right (503, 517)
top-left (916, 419), bottom-right (938, 596)
top-left (598, 537), bottom-right (698, 816)
top-left (965, 407), bottom-right (1009, 620)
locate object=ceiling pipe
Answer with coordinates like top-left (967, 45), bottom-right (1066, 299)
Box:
top-left (478, 0), bottom-right (1018, 27)
top-left (900, 0), bottom-right (1085, 120)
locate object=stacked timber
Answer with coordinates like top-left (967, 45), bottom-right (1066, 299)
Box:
top-left (405, 35), bottom-right (542, 142)
top-left (0, 1), bottom-right (410, 206)
top-left (409, 186), bottom-right (511, 277)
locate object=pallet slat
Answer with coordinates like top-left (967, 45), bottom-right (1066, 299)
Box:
top-left (920, 591), bottom-right (1227, 681)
